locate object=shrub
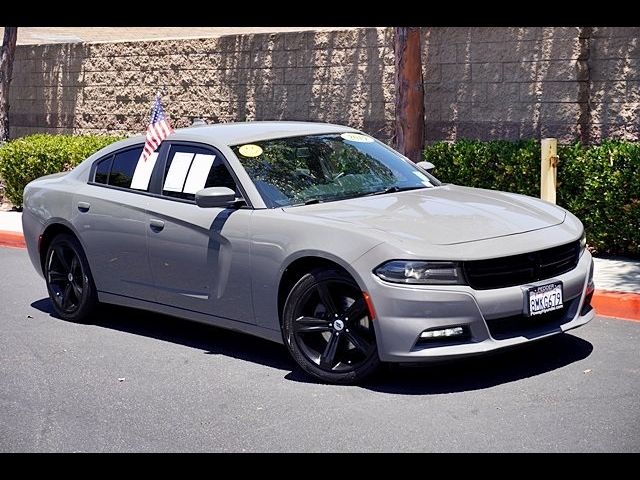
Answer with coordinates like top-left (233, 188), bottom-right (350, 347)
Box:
top-left (0, 134), bottom-right (124, 207)
top-left (424, 139), bottom-right (640, 257)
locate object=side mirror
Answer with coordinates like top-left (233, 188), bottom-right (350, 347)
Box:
top-left (195, 187), bottom-right (237, 208)
top-left (416, 161), bottom-right (435, 173)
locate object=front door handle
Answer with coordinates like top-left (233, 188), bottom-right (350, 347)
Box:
top-left (77, 201), bottom-right (91, 212)
top-left (149, 219), bottom-right (165, 232)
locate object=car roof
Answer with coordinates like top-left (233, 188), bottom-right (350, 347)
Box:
top-left (119, 121), bottom-right (360, 149)
top-left (175, 121), bottom-right (360, 145)
top-left (73, 121), bottom-right (365, 181)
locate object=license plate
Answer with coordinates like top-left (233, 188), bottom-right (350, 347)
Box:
top-left (526, 281), bottom-right (563, 316)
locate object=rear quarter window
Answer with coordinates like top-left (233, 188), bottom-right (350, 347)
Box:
top-left (94, 156), bottom-right (113, 184)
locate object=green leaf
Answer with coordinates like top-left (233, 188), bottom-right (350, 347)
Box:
top-left (0, 133), bottom-right (124, 208)
top-left (424, 139), bottom-right (640, 257)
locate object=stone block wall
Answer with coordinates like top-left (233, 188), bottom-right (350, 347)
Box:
top-left (422, 26), bottom-right (640, 143)
top-left (9, 28), bottom-right (396, 140)
top-left (8, 27), bottom-right (640, 144)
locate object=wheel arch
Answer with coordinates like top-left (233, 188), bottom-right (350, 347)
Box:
top-left (39, 221), bottom-right (83, 273)
top-left (277, 252), bottom-right (366, 325)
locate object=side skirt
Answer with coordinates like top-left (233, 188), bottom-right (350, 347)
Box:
top-left (97, 291), bottom-right (284, 344)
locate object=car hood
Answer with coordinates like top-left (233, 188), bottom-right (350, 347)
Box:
top-left (282, 184), bottom-right (566, 245)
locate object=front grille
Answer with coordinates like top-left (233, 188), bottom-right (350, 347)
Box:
top-left (486, 297), bottom-right (579, 340)
top-left (463, 241), bottom-right (580, 290)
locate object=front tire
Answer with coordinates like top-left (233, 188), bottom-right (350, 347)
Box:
top-left (44, 233), bottom-right (97, 322)
top-left (282, 268), bottom-right (380, 384)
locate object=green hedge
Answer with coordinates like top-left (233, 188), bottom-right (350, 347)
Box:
top-left (0, 134), bottom-right (124, 207)
top-left (1, 134), bottom-right (637, 257)
top-left (423, 139), bottom-right (640, 257)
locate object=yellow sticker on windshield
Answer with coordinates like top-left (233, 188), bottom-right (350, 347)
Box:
top-left (238, 144), bottom-right (263, 157)
top-left (340, 132), bottom-right (374, 143)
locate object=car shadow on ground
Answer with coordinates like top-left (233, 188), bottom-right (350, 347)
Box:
top-left (31, 298), bottom-right (593, 395)
top-left (360, 334), bottom-right (593, 394)
top-left (30, 298), bottom-right (295, 372)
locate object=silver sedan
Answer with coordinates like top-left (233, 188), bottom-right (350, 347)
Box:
top-left (22, 122), bottom-right (595, 384)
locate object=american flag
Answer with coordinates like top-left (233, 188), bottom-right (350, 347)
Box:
top-left (141, 93), bottom-right (173, 161)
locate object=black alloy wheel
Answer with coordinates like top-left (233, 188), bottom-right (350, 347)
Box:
top-left (45, 234), bottom-right (97, 322)
top-left (283, 268), bottom-right (380, 384)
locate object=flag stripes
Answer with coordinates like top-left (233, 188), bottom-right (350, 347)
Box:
top-left (140, 94), bottom-right (173, 162)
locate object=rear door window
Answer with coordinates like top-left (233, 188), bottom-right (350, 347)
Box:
top-left (109, 147), bottom-right (144, 188)
top-left (92, 146), bottom-right (159, 192)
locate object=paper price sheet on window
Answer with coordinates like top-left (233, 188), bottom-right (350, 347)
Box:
top-left (130, 152), bottom-right (159, 190)
top-left (163, 152), bottom-right (216, 194)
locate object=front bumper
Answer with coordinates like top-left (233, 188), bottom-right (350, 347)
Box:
top-left (364, 250), bottom-right (595, 363)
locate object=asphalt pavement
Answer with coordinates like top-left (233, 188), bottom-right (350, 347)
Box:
top-left (1, 246), bottom-right (638, 452)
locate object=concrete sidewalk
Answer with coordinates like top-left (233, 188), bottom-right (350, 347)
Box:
top-left (0, 211), bottom-right (26, 248)
top-left (0, 211), bottom-right (22, 233)
top-left (593, 257), bottom-right (640, 293)
top-left (1, 210), bottom-right (638, 320)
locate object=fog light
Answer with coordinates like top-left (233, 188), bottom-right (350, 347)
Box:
top-left (420, 326), bottom-right (465, 339)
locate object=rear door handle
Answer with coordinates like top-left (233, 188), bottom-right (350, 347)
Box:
top-left (149, 219), bottom-right (165, 232)
top-left (77, 201), bottom-right (91, 212)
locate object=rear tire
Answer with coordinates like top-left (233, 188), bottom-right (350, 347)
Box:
top-left (44, 233), bottom-right (97, 323)
top-left (282, 268), bottom-right (380, 384)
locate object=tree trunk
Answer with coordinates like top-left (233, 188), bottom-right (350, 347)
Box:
top-left (394, 27), bottom-right (424, 162)
top-left (0, 27), bottom-right (18, 143)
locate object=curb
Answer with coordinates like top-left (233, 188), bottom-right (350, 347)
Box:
top-left (592, 290), bottom-right (640, 323)
top-left (1, 230), bottom-right (639, 322)
top-left (0, 230), bottom-right (26, 249)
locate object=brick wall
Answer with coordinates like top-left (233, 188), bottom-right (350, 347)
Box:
top-left (8, 27), bottom-right (640, 144)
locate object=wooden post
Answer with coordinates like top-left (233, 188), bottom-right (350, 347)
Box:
top-left (394, 27), bottom-right (424, 162)
top-left (540, 138), bottom-right (558, 204)
top-left (0, 27), bottom-right (18, 142)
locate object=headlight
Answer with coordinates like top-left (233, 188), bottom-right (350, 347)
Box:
top-left (374, 260), bottom-right (465, 285)
top-left (579, 230), bottom-right (587, 256)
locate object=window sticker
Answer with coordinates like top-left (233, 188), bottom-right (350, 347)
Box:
top-left (238, 144), bottom-right (263, 157)
top-left (163, 152), bottom-right (194, 192)
top-left (340, 132), bottom-right (374, 143)
top-left (183, 154), bottom-right (216, 194)
top-left (130, 152), bottom-right (159, 190)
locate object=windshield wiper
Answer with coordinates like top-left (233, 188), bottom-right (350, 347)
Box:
top-left (288, 198), bottom-right (324, 207)
top-left (367, 185), bottom-right (427, 196)
top-left (290, 187), bottom-right (425, 206)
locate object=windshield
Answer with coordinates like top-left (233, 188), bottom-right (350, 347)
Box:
top-left (232, 132), bottom-right (440, 208)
